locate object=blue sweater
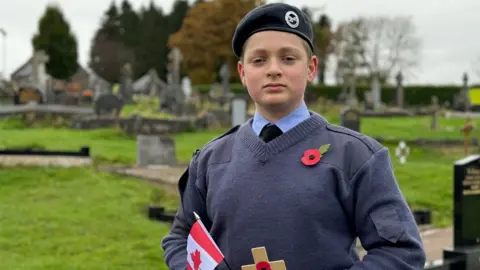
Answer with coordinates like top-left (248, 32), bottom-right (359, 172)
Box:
top-left (162, 112), bottom-right (426, 269)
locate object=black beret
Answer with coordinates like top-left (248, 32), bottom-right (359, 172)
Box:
top-left (232, 3), bottom-right (314, 58)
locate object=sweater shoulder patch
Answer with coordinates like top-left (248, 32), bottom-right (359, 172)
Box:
top-left (192, 125), bottom-right (240, 158)
top-left (180, 125), bottom-right (240, 195)
top-left (326, 123), bottom-right (381, 154)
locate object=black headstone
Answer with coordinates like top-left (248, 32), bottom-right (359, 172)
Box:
top-left (340, 108), bottom-right (361, 132)
top-left (453, 155), bottom-right (480, 248)
top-left (94, 93), bottom-right (124, 118)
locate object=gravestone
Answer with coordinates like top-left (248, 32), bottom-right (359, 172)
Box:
top-left (462, 72), bottom-right (470, 112)
top-left (159, 47), bottom-right (186, 114)
top-left (431, 96), bottom-right (440, 130)
top-left (216, 63), bottom-right (233, 108)
top-left (231, 95), bottom-right (247, 126)
top-left (423, 155), bottom-right (480, 270)
top-left (181, 76), bottom-right (192, 99)
top-left (119, 62), bottom-right (134, 104)
top-left (94, 93), bottom-right (123, 118)
top-left (137, 135), bottom-right (176, 166)
top-left (340, 107), bottom-right (360, 132)
top-left (453, 155), bottom-right (480, 248)
top-left (371, 72), bottom-right (382, 110)
top-left (364, 91), bottom-right (374, 111)
top-left (31, 50), bottom-right (49, 102)
top-left (395, 71), bottom-right (404, 108)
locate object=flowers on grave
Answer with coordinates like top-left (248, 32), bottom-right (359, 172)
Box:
top-left (301, 144), bottom-right (330, 166)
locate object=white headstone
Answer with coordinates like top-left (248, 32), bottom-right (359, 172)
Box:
top-left (231, 96), bottom-right (247, 126)
top-left (32, 50), bottom-right (49, 99)
top-left (181, 76), bottom-right (192, 99)
top-left (371, 73), bottom-right (382, 110)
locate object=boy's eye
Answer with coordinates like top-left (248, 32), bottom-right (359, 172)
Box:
top-left (252, 58), bottom-right (264, 63)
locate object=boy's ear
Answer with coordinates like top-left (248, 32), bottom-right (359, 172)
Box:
top-left (307, 55), bottom-right (318, 84)
top-left (237, 60), bottom-right (246, 87)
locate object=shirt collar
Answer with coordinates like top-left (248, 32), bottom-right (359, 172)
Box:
top-left (252, 102), bottom-right (310, 136)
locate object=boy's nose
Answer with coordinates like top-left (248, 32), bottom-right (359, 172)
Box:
top-left (266, 60), bottom-right (282, 77)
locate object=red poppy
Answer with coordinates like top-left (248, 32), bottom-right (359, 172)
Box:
top-left (256, 261), bottom-right (271, 270)
top-left (301, 149), bottom-right (321, 166)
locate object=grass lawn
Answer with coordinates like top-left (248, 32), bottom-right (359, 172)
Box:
top-left (0, 108), bottom-right (476, 268)
top-left (0, 167), bottom-right (176, 270)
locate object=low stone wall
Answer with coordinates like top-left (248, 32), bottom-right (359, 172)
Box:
top-left (360, 109), bottom-right (435, 117)
top-left (0, 156), bottom-right (92, 167)
top-left (0, 104), bottom-right (94, 126)
top-left (71, 116), bottom-right (195, 135)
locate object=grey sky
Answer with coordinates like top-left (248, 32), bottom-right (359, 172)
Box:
top-left (0, 0), bottom-right (479, 85)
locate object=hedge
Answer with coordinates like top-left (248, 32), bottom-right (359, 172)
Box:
top-left (194, 83), bottom-right (463, 106)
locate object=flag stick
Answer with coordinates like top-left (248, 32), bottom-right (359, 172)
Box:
top-left (192, 212), bottom-right (232, 270)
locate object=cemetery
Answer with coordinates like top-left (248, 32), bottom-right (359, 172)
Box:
top-left (1, 2), bottom-right (480, 269)
top-left (2, 71), bottom-right (480, 268)
top-left (1, 47), bottom-right (480, 268)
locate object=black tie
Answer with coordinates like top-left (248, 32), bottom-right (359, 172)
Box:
top-left (260, 124), bottom-right (283, 143)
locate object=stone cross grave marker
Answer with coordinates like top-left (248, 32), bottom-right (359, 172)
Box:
top-left (137, 135), bottom-right (176, 167)
top-left (462, 72), bottom-right (470, 112)
top-left (453, 155), bottom-right (480, 248)
top-left (340, 107), bottom-right (360, 132)
top-left (219, 63), bottom-right (230, 96)
top-left (395, 71), bottom-right (404, 108)
top-left (31, 50), bottom-right (49, 101)
top-left (371, 72), bottom-right (382, 110)
top-left (431, 96), bottom-right (439, 130)
top-left (241, 247), bottom-right (286, 270)
top-left (231, 95), bottom-right (247, 127)
top-left (119, 62), bottom-right (134, 104)
top-left (168, 47), bottom-right (183, 86)
top-left (461, 118), bottom-right (474, 156)
top-left (395, 141), bottom-right (410, 165)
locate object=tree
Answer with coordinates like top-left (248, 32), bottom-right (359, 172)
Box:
top-left (313, 14), bottom-right (334, 84)
top-left (136, 2), bottom-right (169, 80)
top-left (32, 4), bottom-right (78, 80)
top-left (168, 0), bottom-right (190, 35)
top-left (119, 0), bottom-right (140, 48)
top-left (89, 1), bottom-right (134, 83)
top-left (335, 16), bottom-right (421, 84)
top-left (168, 0), bottom-right (264, 84)
top-left (333, 18), bottom-right (369, 86)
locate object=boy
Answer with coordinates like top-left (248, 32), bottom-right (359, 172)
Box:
top-left (162, 3), bottom-right (426, 269)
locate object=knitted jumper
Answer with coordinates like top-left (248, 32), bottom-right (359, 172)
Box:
top-left (162, 112), bottom-right (425, 270)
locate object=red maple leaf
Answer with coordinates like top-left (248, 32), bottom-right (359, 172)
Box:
top-left (190, 249), bottom-right (202, 270)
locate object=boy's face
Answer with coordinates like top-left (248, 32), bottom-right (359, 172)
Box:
top-left (237, 31), bottom-right (317, 114)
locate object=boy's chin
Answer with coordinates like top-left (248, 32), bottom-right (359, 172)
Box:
top-left (258, 99), bottom-right (295, 110)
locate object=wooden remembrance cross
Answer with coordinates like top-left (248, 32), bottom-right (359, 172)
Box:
top-left (241, 247), bottom-right (286, 270)
top-left (461, 117), bottom-right (474, 156)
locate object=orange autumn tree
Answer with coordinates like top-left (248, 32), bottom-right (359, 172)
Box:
top-left (169, 0), bottom-right (264, 84)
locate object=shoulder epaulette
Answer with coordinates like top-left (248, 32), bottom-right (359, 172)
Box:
top-left (178, 125), bottom-right (241, 194)
top-left (326, 123), bottom-right (378, 153)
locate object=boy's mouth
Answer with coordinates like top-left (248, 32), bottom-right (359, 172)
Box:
top-left (263, 83), bottom-right (286, 89)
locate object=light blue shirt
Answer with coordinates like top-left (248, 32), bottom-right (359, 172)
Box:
top-left (252, 102), bottom-right (311, 136)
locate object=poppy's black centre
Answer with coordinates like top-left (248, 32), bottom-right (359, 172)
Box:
top-left (309, 155), bottom-right (315, 160)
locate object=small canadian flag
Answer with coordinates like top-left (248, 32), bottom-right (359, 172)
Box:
top-left (186, 212), bottom-right (225, 270)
